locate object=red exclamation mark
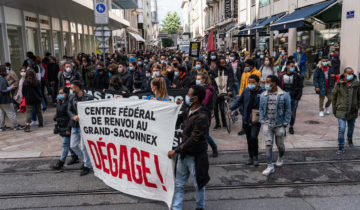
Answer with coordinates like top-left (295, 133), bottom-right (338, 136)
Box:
top-left (154, 155), bottom-right (167, 192)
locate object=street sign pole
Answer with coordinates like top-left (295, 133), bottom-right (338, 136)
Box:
top-left (102, 24), bottom-right (106, 69)
top-left (94, 0), bottom-right (110, 69)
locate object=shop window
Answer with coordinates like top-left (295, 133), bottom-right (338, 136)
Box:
top-left (63, 32), bottom-right (70, 57)
top-left (53, 31), bottom-right (61, 60)
top-left (41, 29), bottom-right (51, 56)
top-left (71, 33), bottom-right (76, 56)
top-left (7, 25), bottom-right (24, 71)
top-left (26, 28), bottom-right (39, 56)
top-left (0, 25), bottom-right (5, 64)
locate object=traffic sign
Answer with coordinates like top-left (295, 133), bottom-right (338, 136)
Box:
top-left (95, 26), bottom-right (110, 31)
top-left (94, 30), bottom-right (111, 37)
top-left (98, 43), bottom-right (109, 49)
top-left (99, 48), bottom-right (109, 53)
top-left (94, 0), bottom-right (109, 24)
top-left (96, 36), bottom-right (110, 42)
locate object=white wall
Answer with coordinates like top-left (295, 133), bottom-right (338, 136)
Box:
top-left (5, 7), bottom-right (22, 26)
top-left (340, 0), bottom-right (360, 74)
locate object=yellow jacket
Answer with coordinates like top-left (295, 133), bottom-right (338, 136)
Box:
top-left (239, 67), bottom-right (262, 96)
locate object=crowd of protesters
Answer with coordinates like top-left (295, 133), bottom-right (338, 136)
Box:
top-left (0, 44), bottom-right (358, 209)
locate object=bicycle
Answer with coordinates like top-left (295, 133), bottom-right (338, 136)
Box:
top-left (223, 95), bottom-right (238, 134)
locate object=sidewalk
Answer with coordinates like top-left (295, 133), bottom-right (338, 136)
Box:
top-left (0, 87), bottom-right (358, 158)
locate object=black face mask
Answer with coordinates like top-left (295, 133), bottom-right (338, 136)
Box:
top-left (173, 63), bottom-right (178, 67)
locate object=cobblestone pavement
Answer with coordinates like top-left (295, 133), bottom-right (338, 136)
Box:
top-left (0, 86), bottom-right (357, 158)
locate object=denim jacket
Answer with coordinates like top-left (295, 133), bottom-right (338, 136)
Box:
top-left (259, 87), bottom-right (292, 127)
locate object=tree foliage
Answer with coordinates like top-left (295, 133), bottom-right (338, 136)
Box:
top-left (161, 12), bottom-right (181, 34)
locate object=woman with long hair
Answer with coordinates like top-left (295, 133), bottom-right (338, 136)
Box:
top-left (22, 70), bottom-right (43, 132)
top-left (145, 77), bottom-right (169, 101)
top-left (259, 56), bottom-right (277, 87)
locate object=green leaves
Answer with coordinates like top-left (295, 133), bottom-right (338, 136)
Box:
top-left (161, 12), bottom-right (181, 34)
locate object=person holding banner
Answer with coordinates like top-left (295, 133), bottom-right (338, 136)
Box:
top-left (145, 77), bottom-right (169, 101)
top-left (168, 85), bottom-right (210, 210)
top-left (68, 80), bottom-right (94, 176)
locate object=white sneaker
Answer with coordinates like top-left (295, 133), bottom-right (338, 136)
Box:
top-left (319, 111), bottom-right (324, 117)
top-left (325, 107), bottom-right (330, 115)
top-left (275, 157), bottom-right (284, 167)
top-left (30, 120), bottom-right (39, 126)
top-left (262, 165), bottom-right (275, 176)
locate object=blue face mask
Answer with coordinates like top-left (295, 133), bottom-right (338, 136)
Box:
top-left (137, 61), bottom-right (143, 66)
top-left (265, 84), bottom-right (272, 91)
top-left (281, 52), bottom-right (285, 56)
top-left (195, 65), bottom-right (201, 70)
top-left (185, 95), bottom-right (192, 106)
top-left (146, 73), bottom-right (151, 78)
top-left (248, 84), bottom-right (256, 90)
top-left (210, 55), bottom-right (217, 60)
top-left (347, 75), bottom-right (354, 81)
top-left (196, 80), bottom-right (201, 85)
top-left (257, 52), bottom-right (261, 56)
top-left (69, 90), bottom-right (74, 95)
top-left (260, 55), bottom-right (264, 59)
top-left (174, 71), bottom-right (179, 77)
top-left (57, 94), bottom-right (65, 101)
top-left (129, 66), bottom-right (134, 71)
top-left (289, 67), bottom-right (295, 73)
top-left (322, 62), bottom-right (328, 66)
top-left (108, 72), bottom-right (112, 77)
top-left (27, 60), bottom-right (31, 65)
top-left (194, 57), bottom-right (198, 61)
top-left (245, 67), bottom-right (251, 71)
top-left (297, 49), bottom-right (301, 53)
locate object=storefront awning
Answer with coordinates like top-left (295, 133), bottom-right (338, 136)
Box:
top-left (238, 18), bottom-right (267, 36)
top-left (128, 32), bottom-right (145, 42)
top-left (112, 0), bottom-right (137, 9)
top-left (270, 0), bottom-right (337, 31)
top-left (251, 13), bottom-right (286, 34)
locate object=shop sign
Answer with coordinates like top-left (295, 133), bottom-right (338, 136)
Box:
top-left (346, 11), bottom-right (354, 19)
top-left (25, 16), bottom-right (49, 25)
top-left (189, 42), bottom-right (201, 57)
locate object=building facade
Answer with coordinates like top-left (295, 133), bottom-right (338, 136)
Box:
top-left (235, 0), bottom-right (359, 73)
top-left (205, 0), bottom-right (239, 51)
top-left (0, 0), bottom-right (137, 71)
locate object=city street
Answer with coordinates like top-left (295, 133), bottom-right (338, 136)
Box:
top-left (1, 86), bottom-right (360, 209)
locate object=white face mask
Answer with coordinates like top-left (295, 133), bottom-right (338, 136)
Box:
top-left (153, 71), bottom-right (160, 77)
top-left (20, 72), bottom-right (26, 77)
top-left (65, 67), bottom-right (72, 73)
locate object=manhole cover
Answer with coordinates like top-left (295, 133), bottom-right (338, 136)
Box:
top-left (304, 120), bottom-right (320, 124)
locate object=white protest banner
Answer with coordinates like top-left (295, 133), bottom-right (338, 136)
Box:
top-left (78, 98), bottom-right (181, 208)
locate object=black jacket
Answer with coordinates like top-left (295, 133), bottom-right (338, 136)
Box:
top-left (278, 73), bottom-right (303, 100)
top-left (119, 71), bottom-right (133, 91)
top-left (94, 73), bottom-right (109, 90)
top-left (174, 72), bottom-right (192, 89)
top-left (58, 70), bottom-right (83, 89)
top-left (0, 75), bottom-right (11, 104)
top-left (132, 70), bottom-right (145, 90)
top-left (67, 92), bottom-right (94, 128)
top-left (54, 100), bottom-right (72, 137)
top-left (176, 106), bottom-right (210, 190)
top-left (47, 63), bottom-right (59, 82)
top-left (22, 82), bottom-right (42, 105)
top-left (227, 61), bottom-right (244, 82)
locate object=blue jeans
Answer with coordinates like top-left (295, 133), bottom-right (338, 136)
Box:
top-left (337, 119), bottom-right (355, 147)
top-left (70, 127), bottom-right (91, 168)
top-left (206, 130), bottom-right (217, 152)
top-left (172, 155), bottom-right (205, 210)
top-left (233, 81), bottom-right (240, 96)
top-left (290, 99), bottom-right (299, 127)
top-left (60, 136), bottom-right (77, 162)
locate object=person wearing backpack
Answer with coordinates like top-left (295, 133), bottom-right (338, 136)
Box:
top-left (227, 74), bottom-right (264, 166)
top-left (51, 87), bottom-right (79, 170)
top-left (196, 72), bottom-right (218, 157)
